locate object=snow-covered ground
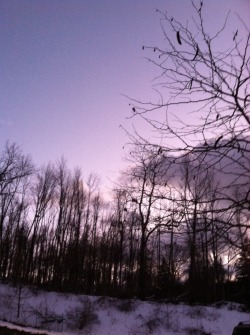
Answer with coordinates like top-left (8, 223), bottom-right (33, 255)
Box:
top-left (0, 283), bottom-right (249, 335)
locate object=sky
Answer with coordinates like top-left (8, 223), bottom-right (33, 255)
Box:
top-left (1, 0), bottom-right (250, 193)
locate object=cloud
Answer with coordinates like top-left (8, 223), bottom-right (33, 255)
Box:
top-left (158, 137), bottom-right (250, 207)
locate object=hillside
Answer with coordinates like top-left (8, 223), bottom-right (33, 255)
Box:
top-left (0, 283), bottom-right (249, 335)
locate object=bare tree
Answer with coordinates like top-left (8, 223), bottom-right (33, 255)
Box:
top-left (119, 146), bottom-right (176, 299)
top-left (0, 142), bottom-right (33, 278)
top-left (25, 163), bottom-right (56, 282)
top-left (124, 1), bottom-right (250, 302)
top-left (129, 0), bottom-right (250, 213)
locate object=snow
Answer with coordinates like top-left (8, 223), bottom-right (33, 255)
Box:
top-left (0, 283), bottom-right (249, 335)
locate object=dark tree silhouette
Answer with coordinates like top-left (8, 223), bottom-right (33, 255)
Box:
top-left (0, 142), bottom-right (33, 279)
top-left (128, 0), bottom-right (250, 214)
top-left (125, 0), bottom-right (250, 302)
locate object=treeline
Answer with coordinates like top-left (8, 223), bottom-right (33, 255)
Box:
top-left (0, 142), bottom-right (249, 304)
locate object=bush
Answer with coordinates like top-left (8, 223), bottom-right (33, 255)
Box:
top-left (115, 299), bottom-right (136, 313)
top-left (186, 305), bottom-right (206, 319)
top-left (145, 316), bottom-right (161, 333)
top-left (184, 326), bottom-right (211, 335)
top-left (66, 297), bottom-right (99, 331)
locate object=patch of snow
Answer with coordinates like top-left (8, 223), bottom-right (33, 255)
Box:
top-left (0, 283), bottom-right (249, 335)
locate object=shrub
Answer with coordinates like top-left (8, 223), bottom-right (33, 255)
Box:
top-left (115, 299), bottom-right (136, 313)
top-left (66, 297), bottom-right (99, 331)
top-left (184, 326), bottom-right (211, 335)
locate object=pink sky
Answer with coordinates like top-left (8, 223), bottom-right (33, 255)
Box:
top-left (1, 0), bottom-right (249, 192)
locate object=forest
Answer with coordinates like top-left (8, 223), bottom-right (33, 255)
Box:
top-left (1, 0), bottom-right (250, 306)
top-left (0, 139), bottom-right (249, 305)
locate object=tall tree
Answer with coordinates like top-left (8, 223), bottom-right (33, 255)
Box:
top-left (126, 0), bottom-right (250, 300)
top-left (129, 0), bottom-right (250, 216)
top-left (120, 147), bottom-right (174, 299)
top-left (0, 142), bottom-right (33, 278)
top-left (25, 163), bottom-right (56, 283)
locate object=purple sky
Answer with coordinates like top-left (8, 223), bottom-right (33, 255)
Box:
top-left (1, 0), bottom-right (249, 192)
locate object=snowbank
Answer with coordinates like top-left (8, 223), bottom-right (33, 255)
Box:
top-left (0, 283), bottom-right (249, 335)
